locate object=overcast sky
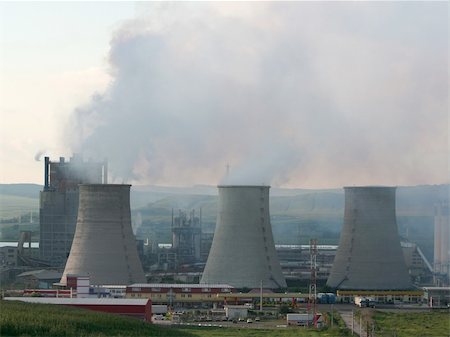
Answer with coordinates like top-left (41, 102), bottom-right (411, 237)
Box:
top-left (0, 1), bottom-right (448, 188)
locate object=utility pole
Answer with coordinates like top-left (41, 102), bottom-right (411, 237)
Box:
top-left (260, 280), bottom-right (263, 312)
top-left (351, 310), bottom-right (354, 335)
top-left (359, 313), bottom-right (362, 336)
top-left (309, 239), bottom-right (318, 328)
top-left (331, 304), bottom-right (334, 328)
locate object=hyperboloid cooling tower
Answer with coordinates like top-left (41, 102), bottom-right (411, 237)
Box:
top-left (61, 184), bottom-right (146, 285)
top-left (200, 185), bottom-right (286, 289)
top-left (327, 186), bottom-right (412, 290)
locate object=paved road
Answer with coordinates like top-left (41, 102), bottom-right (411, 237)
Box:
top-left (339, 310), bottom-right (374, 337)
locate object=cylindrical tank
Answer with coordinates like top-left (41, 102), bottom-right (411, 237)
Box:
top-left (61, 184), bottom-right (146, 285)
top-left (327, 186), bottom-right (412, 290)
top-left (200, 185), bottom-right (286, 289)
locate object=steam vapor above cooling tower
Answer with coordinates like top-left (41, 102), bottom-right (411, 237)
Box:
top-left (61, 184), bottom-right (146, 285)
top-left (327, 186), bottom-right (412, 290)
top-left (201, 185), bottom-right (286, 289)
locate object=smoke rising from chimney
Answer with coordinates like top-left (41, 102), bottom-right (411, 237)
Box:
top-left (34, 150), bottom-right (46, 162)
top-left (67, 2), bottom-right (448, 188)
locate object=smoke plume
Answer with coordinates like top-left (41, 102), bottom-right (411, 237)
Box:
top-left (34, 150), bottom-right (46, 162)
top-left (67, 2), bottom-right (448, 188)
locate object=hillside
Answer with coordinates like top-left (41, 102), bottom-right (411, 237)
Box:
top-left (0, 183), bottom-right (447, 260)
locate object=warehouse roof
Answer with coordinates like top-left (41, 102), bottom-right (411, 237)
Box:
top-left (128, 283), bottom-right (234, 289)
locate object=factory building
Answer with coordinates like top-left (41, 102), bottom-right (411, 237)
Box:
top-left (201, 185), bottom-right (286, 289)
top-left (126, 283), bottom-right (234, 307)
top-left (434, 202), bottom-right (450, 286)
top-left (39, 155), bottom-right (107, 266)
top-left (61, 184), bottom-right (146, 285)
top-left (327, 186), bottom-right (412, 290)
top-left (172, 209), bottom-right (201, 266)
top-left (276, 244), bottom-right (337, 282)
top-left (402, 241), bottom-right (433, 284)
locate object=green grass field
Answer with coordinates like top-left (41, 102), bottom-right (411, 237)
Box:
top-left (0, 300), bottom-right (188, 337)
top-left (0, 300), bottom-right (349, 337)
top-left (373, 310), bottom-right (450, 337)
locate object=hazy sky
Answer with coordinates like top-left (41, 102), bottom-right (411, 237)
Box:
top-left (0, 2), bottom-right (448, 188)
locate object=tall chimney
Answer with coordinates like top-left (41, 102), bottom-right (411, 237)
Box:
top-left (201, 185), bottom-right (286, 289)
top-left (44, 156), bottom-right (50, 190)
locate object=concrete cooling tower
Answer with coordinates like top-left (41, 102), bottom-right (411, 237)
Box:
top-left (327, 186), bottom-right (412, 290)
top-left (61, 184), bottom-right (146, 285)
top-left (201, 186), bottom-right (286, 289)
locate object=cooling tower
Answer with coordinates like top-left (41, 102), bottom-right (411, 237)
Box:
top-left (61, 184), bottom-right (146, 285)
top-left (200, 185), bottom-right (286, 289)
top-left (327, 186), bottom-right (412, 290)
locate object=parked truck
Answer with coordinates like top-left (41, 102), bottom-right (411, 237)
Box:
top-left (287, 313), bottom-right (322, 326)
top-left (317, 293), bottom-right (336, 304)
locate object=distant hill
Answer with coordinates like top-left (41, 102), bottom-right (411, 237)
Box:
top-left (0, 184), bottom-right (42, 199)
top-left (0, 183), bottom-right (447, 261)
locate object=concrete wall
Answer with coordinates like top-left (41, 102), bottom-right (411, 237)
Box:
top-left (200, 186), bottom-right (286, 289)
top-left (61, 184), bottom-right (146, 285)
top-left (327, 186), bottom-right (412, 290)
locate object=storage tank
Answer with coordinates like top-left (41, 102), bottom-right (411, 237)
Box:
top-left (327, 186), bottom-right (412, 290)
top-left (60, 184), bottom-right (146, 285)
top-left (200, 185), bottom-right (286, 289)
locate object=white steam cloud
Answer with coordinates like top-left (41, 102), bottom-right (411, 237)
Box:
top-left (67, 2), bottom-right (448, 188)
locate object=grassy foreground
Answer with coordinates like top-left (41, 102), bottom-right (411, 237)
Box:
top-left (0, 300), bottom-right (188, 337)
top-left (374, 310), bottom-right (450, 337)
top-left (0, 300), bottom-right (349, 337)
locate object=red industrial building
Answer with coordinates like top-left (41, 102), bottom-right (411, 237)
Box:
top-left (5, 297), bottom-right (154, 321)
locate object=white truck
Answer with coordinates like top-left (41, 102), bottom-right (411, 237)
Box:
top-left (286, 313), bottom-right (315, 326)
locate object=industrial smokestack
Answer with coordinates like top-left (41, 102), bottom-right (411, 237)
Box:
top-left (327, 186), bottom-right (412, 290)
top-left (434, 202), bottom-right (450, 277)
top-left (61, 184), bottom-right (146, 285)
top-left (44, 156), bottom-right (49, 190)
top-left (201, 185), bottom-right (286, 289)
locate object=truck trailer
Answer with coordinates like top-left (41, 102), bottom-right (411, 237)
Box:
top-left (286, 313), bottom-right (322, 326)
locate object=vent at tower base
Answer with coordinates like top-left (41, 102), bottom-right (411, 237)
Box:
top-left (60, 184), bottom-right (146, 285)
top-left (200, 185), bottom-right (286, 289)
top-left (327, 186), bottom-right (412, 290)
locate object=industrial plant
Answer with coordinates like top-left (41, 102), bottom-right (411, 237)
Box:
top-left (201, 185), bottom-right (286, 289)
top-left (1, 155), bottom-right (449, 326)
top-left (434, 202), bottom-right (450, 286)
top-left (39, 155), bottom-right (107, 267)
top-left (326, 186), bottom-right (412, 290)
top-left (171, 210), bottom-right (202, 266)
